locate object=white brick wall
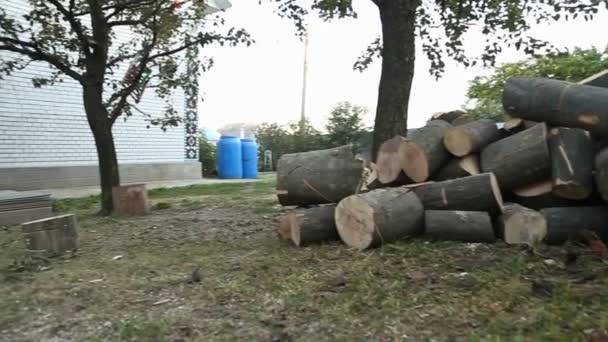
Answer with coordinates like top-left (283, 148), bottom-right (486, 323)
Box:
top-left (0, 0), bottom-right (189, 168)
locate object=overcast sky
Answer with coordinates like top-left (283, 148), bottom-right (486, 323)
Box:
top-left (198, 1), bottom-right (608, 131)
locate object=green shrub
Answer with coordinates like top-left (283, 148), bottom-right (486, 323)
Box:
top-left (199, 136), bottom-right (217, 177)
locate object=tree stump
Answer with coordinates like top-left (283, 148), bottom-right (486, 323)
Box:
top-left (335, 188), bottom-right (424, 250)
top-left (433, 155), bottom-right (480, 181)
top-left (376, 136), bottom-right (410, 185)
top-left (289, 205), bottom-right (339, 247)
top-left (496, 203), bottom-right (546, 246)
top-left (481, 122), bottom-right (551, 189)
top-left (443, 119), bottom-right (501, 157)
top-left (548, 127), bottom-right (594, 200)
top-left (112, 183), bottom-right (149, 216)
top-left (503, 77), bottom-right (608, 136)
top-left (541, 207), bottom-right (608, 244)
top-left (276, 145), bottom-right (367, 206)
top-left (424, 210), bottom-right (495, 242)
top-left (412, 173), bottom-right (504, 214)
top-left (21, 214), bottom-right (79, 257)
top-left (398, 120), bottom-right (453, 182)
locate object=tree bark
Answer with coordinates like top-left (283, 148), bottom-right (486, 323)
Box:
top-left (289, 205), bottom-right (339, 247)
top-left (481, 123), bottom-right (551, 190)
top-left (424, 210), bottom-right (495, 243)
top-left (541, 207), bottom-right (608, 244)
top-left (594, 147), bottom-right (608, 203)
top-left (503, 77), bottom-right (608, 136)
top-left (443, 119), bottom-right (501, 157)
top-left (412, 173), bottom-right (504, 214)
top-left (83, 85), bottom-right (120, 215)
top-left (335, 187), bottom-right (424, 250)
top-left (398, 120), bottom-right (453, 182)
top-left (496, 203), bottom-right (546, 246)
top-left (371, 0), bottom-right (420, 161)
top-left (276, 145), bottom-right (366, 206)
top-left (548, 127), bottom-right (594, 200)
top-left (433, 155), bottom-right (480, 181)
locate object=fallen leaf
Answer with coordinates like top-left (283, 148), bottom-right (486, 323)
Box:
top-left (88, 279), bottom-right (104, 283)
top-left (112, 255), bottom-right (123, 260)
top-left (543, 259), bottom-right (557, 266)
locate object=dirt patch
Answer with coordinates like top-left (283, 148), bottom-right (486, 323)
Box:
top-left (1, 180), bottom-right (608, 341)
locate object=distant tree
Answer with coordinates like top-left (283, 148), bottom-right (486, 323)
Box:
top-left (326, 101), bottom-right (367, 148)
top-left (272, 0), bottom-right (606, 160)
top-left (0, 1), bottom-right (251, 214)
top-left (466, 47), bottom-right (608, 121)
top-left (255, 119), bottom-right (329, 170)
top-left (218, 122), bottom-right (257, 139)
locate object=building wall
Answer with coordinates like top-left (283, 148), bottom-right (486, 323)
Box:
top-left (0, 0), bottom-right (201, 188)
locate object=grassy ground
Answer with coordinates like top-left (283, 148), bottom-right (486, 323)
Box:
top-left (1, 175), bottom-right (608, 341)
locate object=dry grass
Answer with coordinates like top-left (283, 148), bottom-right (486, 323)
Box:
top-left (1, 177), bottom-right (608, 341)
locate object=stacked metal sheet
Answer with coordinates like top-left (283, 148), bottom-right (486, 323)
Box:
top-left (0, 190), bottom-right (52, 226)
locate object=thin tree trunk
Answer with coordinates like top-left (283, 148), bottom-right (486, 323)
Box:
top-left (83, 86), bottom-right (120, 214)
top-left (372, 0), bottom-right (419, 161)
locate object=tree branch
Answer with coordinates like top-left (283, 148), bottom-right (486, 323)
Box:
top-left (47, 0), bottom-right (89, 51)
top-left (0, 38), bottom-right (84, 83)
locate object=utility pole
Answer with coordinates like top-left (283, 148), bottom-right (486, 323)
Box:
top-left (299, 25), bottom-right (310, 129)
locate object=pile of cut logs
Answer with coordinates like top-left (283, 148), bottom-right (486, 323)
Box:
top-left (276, 76), bottom-right (608, 250)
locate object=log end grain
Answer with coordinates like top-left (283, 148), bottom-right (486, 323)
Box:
top-left (398, 140), bottom-right (429, 183)
top-left (377, 136), bottom-right (407, 184)
top-left (335, 195), bottom-right (376, 250)
top-left (443, 128), bottom-right (473, 157)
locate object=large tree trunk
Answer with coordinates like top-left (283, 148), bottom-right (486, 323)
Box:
top-left (503, 77), bottom-right (608, 136)
top-left (412, 173), bottom-right (504, 214)
top-left (276, 145), bottom-right (367, 206)
top-left (371, 0), bottom-right (419, 161)
top-left (481, 123), bottom-right (551, 190)
top-left (83, 86), bottom-right (120, 215)
top-left (289, 205), bottom-right (339, 247)
top-left (548, 127), bottom-right (594, 200)
top-left (541, 207), bottom-right (608, 244)
top-left (335, 187), bottom-right (424, 250)
top-left (424, 210), bottom-right (495, 243)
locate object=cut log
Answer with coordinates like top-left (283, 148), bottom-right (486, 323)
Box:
top-left (433, 155), bottom-right (480, 181)
top-left (496, 203), bottom-right (546, 246)
top-left (398, 120), bottom-right (453, 182)
top-left (428, 110), bottom-right (468, 124)
top-left (21, 214), bottom-right (79, 257)
top-left (277, 214), bottom-right (292, 241)
top-left (412, 173), bottom-right (504, 214)
top-left (512, 192), bottom-right (603, 210)
top-left (578, 69), bottom-right (608, 88)
top-left (452, 114), bottom-right (476, 126)
top-left (376, 136), bottom-right (410, 185)
top-left (548, 127), bottom-right (594, 200)
top-left (276, 145), bottom-right (366, 206)
top-left (289, 205), bottom-right (339, 247)
top-left (503, 77), bottom-right (608, 136)
top-left (335, 188), bottom-right (424, 250)
top-left (424, 210), bottom-right (495, 242)
top-left (481, 122), bottom-right (551, 189)
top-left (503, 118), bottom-right (525, 132)
top-left (541, 207), bottom-right (608, 244)
top-left (595, 147), bottom-right (608, 203)
top-left (513, 179), bottom-right (553, 197)
top-left (444, 119), bottom-right (501, 157)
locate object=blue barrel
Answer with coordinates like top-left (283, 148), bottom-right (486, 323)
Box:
top-left (217, 136), bottom-right (242, 179)
top-left (241, 139), bottom-right (258, 179)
